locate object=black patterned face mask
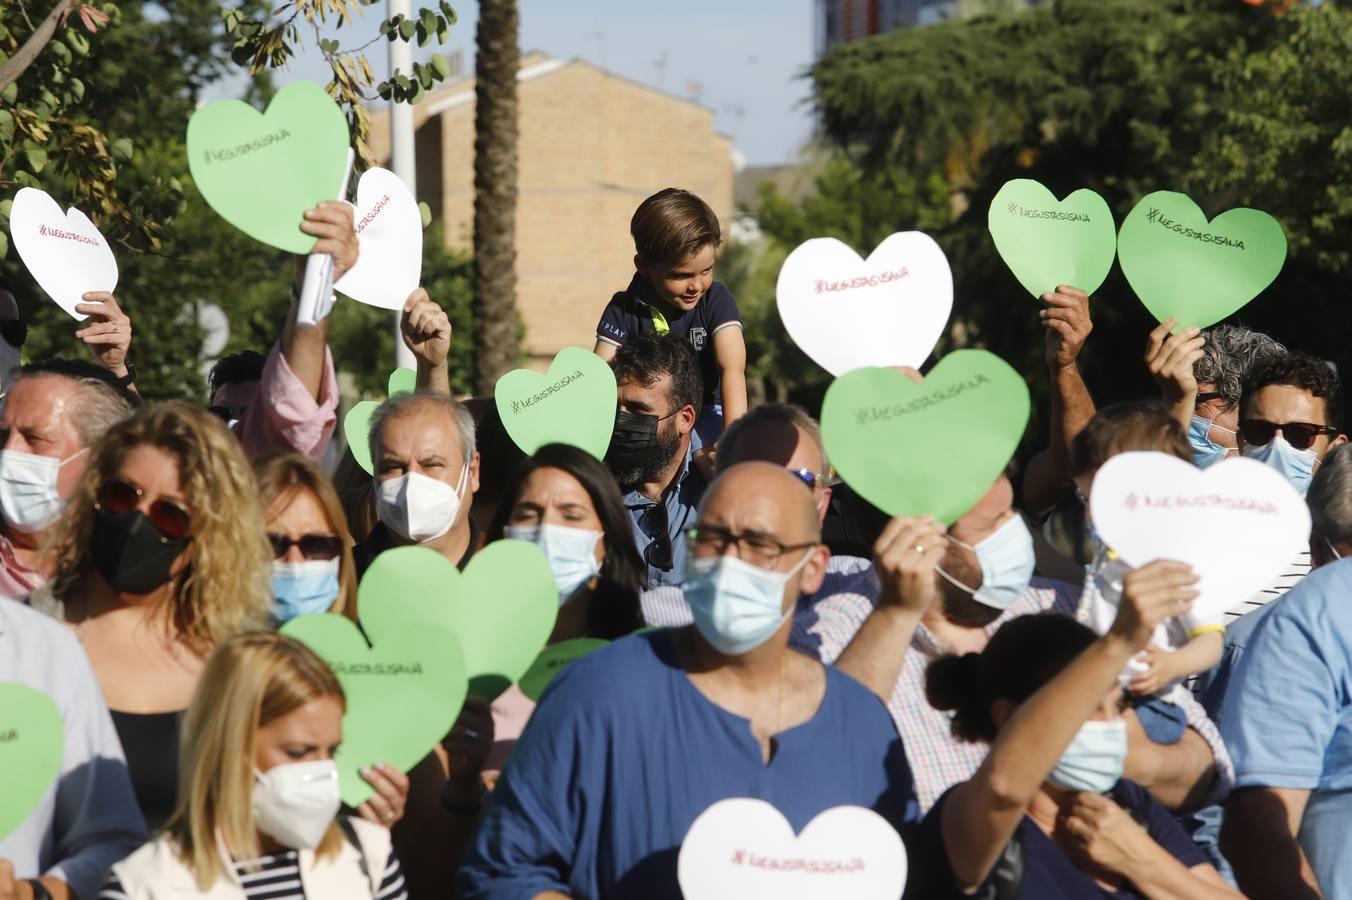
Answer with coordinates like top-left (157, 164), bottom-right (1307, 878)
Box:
top-left (92, 509), bottom-right (189, 595)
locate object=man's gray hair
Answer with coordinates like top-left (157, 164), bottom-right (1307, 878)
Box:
top-left (367, 391), bottom-right (476, 466)
top-left (716, 402), bottom-right (829, 476)
top-left (1194, 325), bottom-right (1287, 408)
top-left (1308, 443), bottom-right (1352, 545)
top-left (10, 368), bottom-right (134, 448)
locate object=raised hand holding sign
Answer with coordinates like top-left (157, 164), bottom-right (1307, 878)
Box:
top-left (335, 167), bottom-right (424, 311)
top-left (820, 350), bottom-right (1031, 524)
top-left (988, 179), bottom-right (1117, 299)
top-left (1117, 191), bottom-right (1286, 330)
top-left (9, 187), bottom-right (117, 320)
top-left (187, 80), bottom-right (351, 255)
top-left (1088, 451), bottom-right (1310, 622)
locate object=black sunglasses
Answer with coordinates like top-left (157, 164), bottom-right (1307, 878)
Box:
top-left (269, 532), bottom-right (344, 561)
top-left (96, 478), bottom-right (193, 540)
top-left (1239, 419), bottom-right (1338, 452)
top-left (642, 504), bottom-right (673, 571)
top-left (208, 404), bottom-right (247, 422)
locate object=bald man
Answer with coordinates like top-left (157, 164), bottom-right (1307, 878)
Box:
top-left (457, 462), bottom-right (919, 900)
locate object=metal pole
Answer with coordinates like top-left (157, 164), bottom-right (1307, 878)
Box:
top-left (389, 0), bottom-right (418, 371)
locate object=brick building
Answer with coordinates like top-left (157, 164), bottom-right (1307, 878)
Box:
top-left (368, 53), bottom-right (735, 366)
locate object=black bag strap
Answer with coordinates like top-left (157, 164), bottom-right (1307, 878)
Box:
top-left (336, 815), bottom-right (374, 889)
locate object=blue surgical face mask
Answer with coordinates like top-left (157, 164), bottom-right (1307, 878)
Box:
top-left (682, 550), bottom-right (812, 656)
top-left (504, 523), bottom-right (603, 605)
top-left (270, 559), bottom-right (341, 624)
top-left (937, 514), bottom-right (1036, 610)
top-left (1242, 433), bottom-right (1318, 496)
top-left (1047, 718), bottom-right (1127, 794)
top-left (1188, 415), bottom-right (1235, 469)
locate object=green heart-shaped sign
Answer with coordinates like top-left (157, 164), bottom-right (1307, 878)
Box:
top-left (1117, 191), bottom-right (1287, 329)
top-left (0, 683), bottom-right (64, 839)
top-left (343, 367), bottom-right (417, 475)
top-left (280, 614), bottom-right (466, 807)
top-left (359, 543), bottom-right (558, 699)
top-left (988, 180), bottom-right (1117, 298)
top-left (518, 637), bottom-right (609, 702)
top-left (821, 350), bottom-right (1030, 524)
top-left (187, 80), bottom-right (351, 254)
top-left (495, 347), bottom-right (618, 459)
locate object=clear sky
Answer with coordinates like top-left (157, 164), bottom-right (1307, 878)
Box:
top-left (238, 0), bottom-right (818, 166)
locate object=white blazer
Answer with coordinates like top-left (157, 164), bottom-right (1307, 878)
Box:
top-left (107, 817), bottom-right (390, 899)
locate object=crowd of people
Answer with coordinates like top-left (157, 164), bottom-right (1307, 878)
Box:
top-left (0, 185), bottom-right (1347, 899)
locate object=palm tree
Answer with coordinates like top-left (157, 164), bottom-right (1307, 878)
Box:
top-left (470, 0), bottom-right (520, 394)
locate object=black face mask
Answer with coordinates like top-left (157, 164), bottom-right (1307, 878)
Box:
top-left (608, 410), bottom-right (665, 469)
top-left (92, 509), bottom-right (190, 595)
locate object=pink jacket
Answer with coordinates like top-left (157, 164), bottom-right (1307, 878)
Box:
top-left (234, 340), bottom-right (339, 463)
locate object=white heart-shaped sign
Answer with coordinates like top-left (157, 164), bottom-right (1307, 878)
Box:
top-left (776, 232), bottom-right (952, 376)
top-left (677, 798), bottom-right (907, 900)
top-left (9, 187), bottom-right (118, 320)
top-left (334, 167), bottom-right (423, 310)
top-left (1090, 452), bottom-right (1310, 621)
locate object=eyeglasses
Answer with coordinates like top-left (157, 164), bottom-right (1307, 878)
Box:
top-left (1195, 391), bottom-right (1231, 408)
top-left (687, 525), bottom-right (817, 567)
top-left (788, 468), bottom-right (826, 490)
top-left (642, 504), bottom-right (673, 571)
top-left (268, 533), bottom-right (344, 561)
top-left (95, 478), bottom-right (193, 540)
top-left (1239, 419), bottom-right (1338, 451)
top-left (208, 404), bottom-right (247, 423)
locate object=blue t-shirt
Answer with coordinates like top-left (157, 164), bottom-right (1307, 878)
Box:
top-left (456, 630), bottom-right (918, 900)
top-left (596, 275), bottom-right (742, 407)
top-left (1219, 557), bottom-right (1352, 897)
top-left (906, 780), bottom-right (1205, 899)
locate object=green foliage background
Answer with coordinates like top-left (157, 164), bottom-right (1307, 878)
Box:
top-left (732, 0), bottom-right (1352, 439)
top-left (0, 1), bottom-right (472, 402)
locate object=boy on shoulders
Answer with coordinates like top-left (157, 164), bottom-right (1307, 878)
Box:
top-left (594, 188), bottom-right (747, 469)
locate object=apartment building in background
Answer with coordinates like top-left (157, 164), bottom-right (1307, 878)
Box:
top-left (814, 0), bottom-right (1038, 56)
top-left (368, 53), bottom-right (735, 367)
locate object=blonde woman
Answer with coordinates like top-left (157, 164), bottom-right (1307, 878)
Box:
top-left (254, 454), bottom-right (360, 624)
top-left (255, 454), bottom-right (410, 828)
top-left (99, 632), bottom-right (409, 899)
top-left (32, 401), bottom-right (272, 830)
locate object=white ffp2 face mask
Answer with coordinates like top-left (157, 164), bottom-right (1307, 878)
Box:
top-left (375, 464), bottom-right (469, 544)
top-left (504, 523), bottom-right (603, 605)
top-left (251, 759), bottom-right (341, 849)
top-left (0, 446), bottom-right (89, 533)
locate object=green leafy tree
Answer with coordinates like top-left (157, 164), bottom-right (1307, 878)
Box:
top-left (760, 0), bottom-right (1352, 431)
top-left (225, 0), bottom-right (458, 163)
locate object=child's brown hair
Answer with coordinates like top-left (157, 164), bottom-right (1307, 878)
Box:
top-left (630, 188), bottom-right (722, 267)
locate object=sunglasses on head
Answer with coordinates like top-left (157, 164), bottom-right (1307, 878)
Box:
top-left (96, 478), bottom-right (193, 540)
top-left (269, 532), bottom-right (344, 561)
top-left (1239, 419), bottom-right (1339, 451)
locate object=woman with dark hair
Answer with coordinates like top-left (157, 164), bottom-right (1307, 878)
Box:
top-left (487, 442), bottom-right (645, 640)
top-left (909, 562), bottom-right (1242, 899)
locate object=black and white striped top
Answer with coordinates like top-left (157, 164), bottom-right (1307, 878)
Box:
top-left (1223, 548), bottom-right (1311, 626)
top-left (98, 846), bottom-right (408, 900)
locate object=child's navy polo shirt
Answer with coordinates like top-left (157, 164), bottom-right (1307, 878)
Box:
top-left (595, 274), bottom-right (741, 407)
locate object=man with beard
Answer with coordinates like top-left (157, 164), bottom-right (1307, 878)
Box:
top-left (606, 334), bottom-right (705, 588)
